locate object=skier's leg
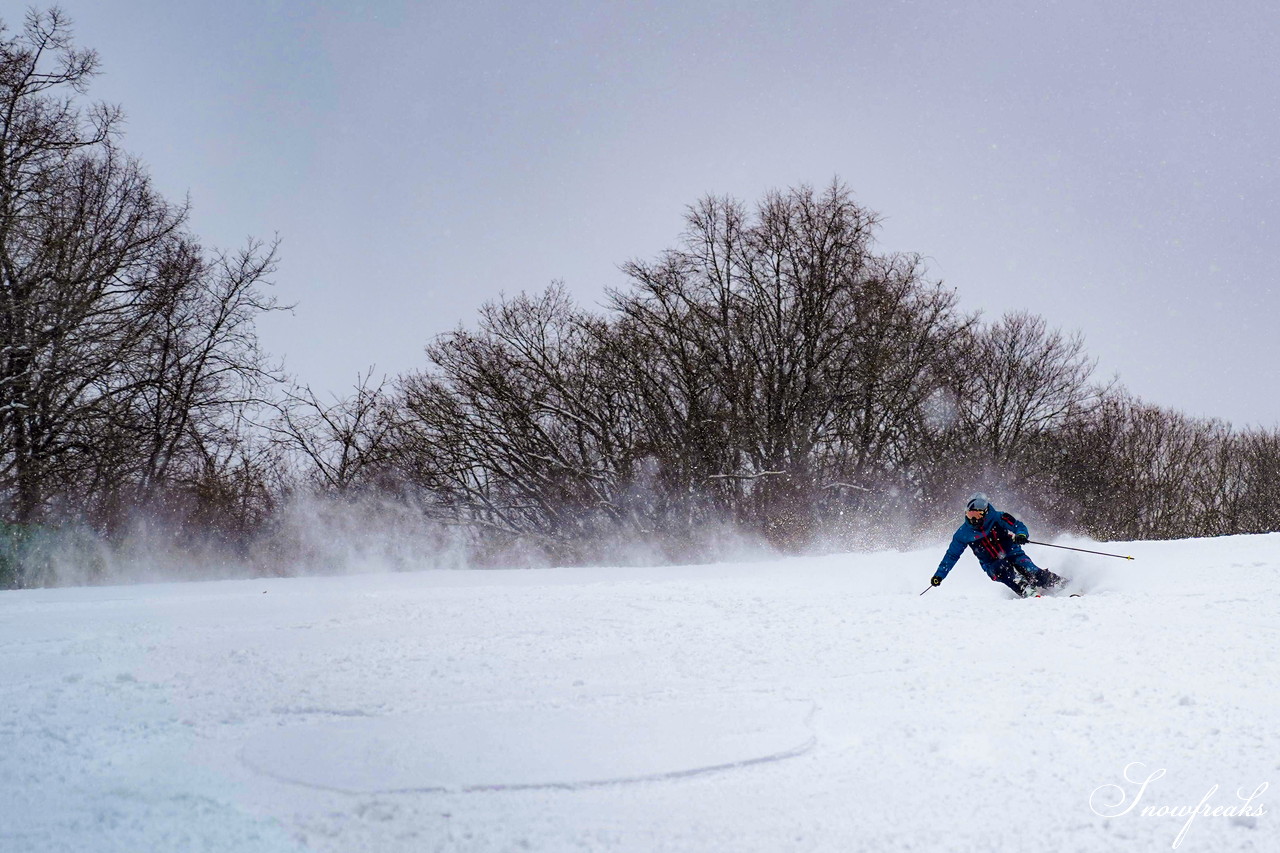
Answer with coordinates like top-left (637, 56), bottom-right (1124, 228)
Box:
top-left (990, 560), bottom-right (1030, 596)
top-left (1014, 555), bottom-right (1066, 590)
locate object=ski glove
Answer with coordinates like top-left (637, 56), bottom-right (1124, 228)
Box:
top-left (1013, 532), bottom-right (1028, 544)
top-left (930, 575), bottom-right (942, 587)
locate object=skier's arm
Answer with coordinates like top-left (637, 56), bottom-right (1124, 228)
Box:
top-left (933, 530), bottom-right (968, 581)
top-left (996, 511), bottom-right (1029, 544)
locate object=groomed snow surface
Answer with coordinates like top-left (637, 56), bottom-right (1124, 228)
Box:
top-left (2, 533), bottom-right (1276, 852)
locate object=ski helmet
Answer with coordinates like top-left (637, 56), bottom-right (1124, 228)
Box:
top-left (965, 493), bottom-right (989, 528)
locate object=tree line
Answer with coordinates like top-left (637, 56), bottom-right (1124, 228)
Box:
top-left (4, 9), bottom-right (1279, 585)
top-left (345, 187), bottom-right (1280, 563)
top-left (1, 9), bottom-right (278, 584)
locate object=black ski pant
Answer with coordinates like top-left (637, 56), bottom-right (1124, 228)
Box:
top-left (990, 557), bottom-right (1064, 595)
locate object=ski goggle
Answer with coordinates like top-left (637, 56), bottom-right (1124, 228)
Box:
top-left (965, 509), bottom-right (986, 520)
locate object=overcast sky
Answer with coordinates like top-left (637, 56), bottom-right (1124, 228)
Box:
top-left (48, 0), bottom-right (1280, 426)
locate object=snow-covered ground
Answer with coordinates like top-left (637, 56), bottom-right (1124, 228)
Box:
top-left (2, 533), bottom-right (1276, 852)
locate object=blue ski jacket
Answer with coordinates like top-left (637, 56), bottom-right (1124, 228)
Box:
top-left (934, 504), bottom-right (1031, 581)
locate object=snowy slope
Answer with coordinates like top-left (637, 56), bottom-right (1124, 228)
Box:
top-left (1, 533), bottom-right (1276, 852)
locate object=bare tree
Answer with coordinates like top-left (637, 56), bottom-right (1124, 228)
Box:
top-left (394, 285), bottom-right (642, 559)
top-left (1041, 390), bottom-right (1239, 540)
top-left (951, 311), bottom-right (1104, 466)
top-left (1227, 428), bottom-right (1280, 534)
top-left (86, 237), bottom-right (281, 508)
top-left (0, 10), bottom-right (283, 566)
top-left (1, 11), bottom-right (188, 521)
top-left (270, 369), bottom-right (397, 495)
top-left (613, 182), bottom-right (970, 545)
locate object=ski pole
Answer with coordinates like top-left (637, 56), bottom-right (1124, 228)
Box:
top-left (1025, 540), bottom-right (1134, 560)
top-left (920, 585), bottom-right (933, 595)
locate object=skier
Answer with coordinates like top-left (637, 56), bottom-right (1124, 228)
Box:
top-left (929, 493), bottom-right (1066, 596)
